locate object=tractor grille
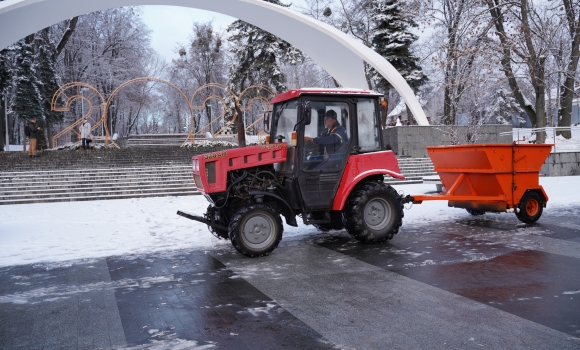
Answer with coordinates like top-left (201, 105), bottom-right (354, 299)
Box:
top-left (193, 174), bottom-right (203, 190)
top-left (206, 161), bottom-right (216, 184)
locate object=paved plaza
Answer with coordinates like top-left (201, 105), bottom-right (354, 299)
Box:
top-left (1, 206), bottom-right (580, 349)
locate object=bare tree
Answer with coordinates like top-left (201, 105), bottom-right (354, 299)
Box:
top-left (297, 0), bottom-right (375, 88)
top-left (54, 7), bottom-right (152, 136)
top-left (423, 0), bottom-right (494, 125)
top-left (485, 0), bottom-right (567, 143)
top-left (557, 0), bottom-right (580, 138)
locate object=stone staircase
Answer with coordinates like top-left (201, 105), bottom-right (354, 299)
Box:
top-left (0, 147), bottom-right (435, 205)
top-left (0, 166), bottom-right (197, 205)
top-left (0, 147), bottom-right (220, 205)
top-left (384, 157), bottom-right (436, 186)
top-left (126, 134), bottom-right (188, 148)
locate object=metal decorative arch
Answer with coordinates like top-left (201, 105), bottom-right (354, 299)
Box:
top-left (50, 82), bottom-right (111, 148)
top-left (185, 83), bottom-right (237, 146)
top-left (105, 77), bottom-right (194, 141)
top-left (0, 0), bottom-right (429, 125)
top-left (49, 80), bottom-right (276, 149)
top-left (238, 84), bottom-right (276, 137)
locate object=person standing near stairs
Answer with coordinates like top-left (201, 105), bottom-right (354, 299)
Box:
top-left (27, 117), bottom-right (41, 157)
top-left (79, 119), bottom-right (91, 150)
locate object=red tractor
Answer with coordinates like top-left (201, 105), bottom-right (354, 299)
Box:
top-left (178, 89), bottom-right (407, 257)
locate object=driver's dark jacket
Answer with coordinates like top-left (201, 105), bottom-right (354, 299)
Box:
top-left (312, 122), bottom-right (348, 154)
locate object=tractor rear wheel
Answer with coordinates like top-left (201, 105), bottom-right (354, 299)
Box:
top-left (229, 204), bottom-right (283, 257)
top-left (516, 192), bottom-right (544, 223)
top-left (343, 182), bottom-right (403, 244)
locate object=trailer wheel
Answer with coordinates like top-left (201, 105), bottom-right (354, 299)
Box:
top-left (466, 209), bottom-right (485, 216)
top-left (516, 192), bottom-right (544, 223)
top-left (229, 204), bottom-right (283, 257)
top-left (343, 182), bottom-right (403, 244)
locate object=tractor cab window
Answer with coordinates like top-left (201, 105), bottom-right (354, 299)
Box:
top-left (272, 100), bottom-right (298, 144)
top-left (357, 98), bottom-right (380, 152)
top-left (303, 101), bottom-right (350, 171)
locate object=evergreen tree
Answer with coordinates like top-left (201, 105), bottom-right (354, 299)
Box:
top-left (34, 30), bottom-right (63, 147)
top-left (369, 0), bottom-right (427, 93)
top-left (0, 49), bottom-right (10, 151)
top-left (12, 41), bottom-right (43, 124)
top-left (227, 0), bottom-right (303, 94)
top-left (0, 49), bottom-right (10, 95)
top-left (487, 89), bottom-right (525, 125)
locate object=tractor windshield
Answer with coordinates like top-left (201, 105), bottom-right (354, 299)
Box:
top-left (272, 100), bottom-right (298, 144)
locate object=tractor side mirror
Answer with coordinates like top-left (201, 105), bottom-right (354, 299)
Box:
top-left (303, 101), bottom-right (311, 125)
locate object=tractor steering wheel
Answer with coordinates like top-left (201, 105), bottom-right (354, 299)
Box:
top-left (304, 140), bottom-right (321, 158)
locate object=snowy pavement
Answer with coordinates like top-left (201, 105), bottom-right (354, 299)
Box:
top-left (1, 177), bottom-right (580, 268)
top-left (1, 178), bottom-right (580, 349)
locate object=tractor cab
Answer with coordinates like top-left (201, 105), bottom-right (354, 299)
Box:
top-left (270, 89), bottom-right (385, 211)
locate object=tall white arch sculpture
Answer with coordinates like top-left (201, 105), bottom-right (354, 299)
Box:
top-left (0, 0), bottom-right (429, 125)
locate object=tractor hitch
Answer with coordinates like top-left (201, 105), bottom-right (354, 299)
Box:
top-left (401, 195), bottom-right (415, 204)
top-left (176, 210), bottom-right (229, 232)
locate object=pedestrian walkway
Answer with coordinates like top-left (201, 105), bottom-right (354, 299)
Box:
top-left (1, 208), bottom-right (579, 349)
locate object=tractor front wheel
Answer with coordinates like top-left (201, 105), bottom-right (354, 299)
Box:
top-left (343, 182), bottom-right (403, 244)
top-left (229, 204), bottom-right (283, 257)
top-left (516, 192), bottom-right (544, 223)
top-left (205, 205), bottom-right (229, 239)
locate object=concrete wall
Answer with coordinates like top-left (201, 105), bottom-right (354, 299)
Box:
top-left (541, 152), bottom-right (580, 176)
top-left (382, 125), bottom-right (513, 158)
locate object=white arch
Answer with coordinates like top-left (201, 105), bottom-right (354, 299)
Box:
top-left (0, 0), bottom-right (429, 125)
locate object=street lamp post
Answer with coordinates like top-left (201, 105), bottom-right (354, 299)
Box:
top-left (80, 87), bottom-right (89, 145)
top-left (3, 92), bottom-right (7, 151)
top-left (109, 104), bottom-right (115, 137)
top-left (209, 104), bottom-right (213, 134)
top-left (101, 103), bottom-right (105, 136)
top-left (80, 87), bottom-right (89, 118)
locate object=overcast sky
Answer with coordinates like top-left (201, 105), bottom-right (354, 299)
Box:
top-left (140, 6), bottom-right (236, 62)
top-left (140, 2), bottom-right (307, 62)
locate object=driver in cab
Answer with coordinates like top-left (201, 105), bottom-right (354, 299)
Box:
top-left (304, 110), bottom-right (348, 155)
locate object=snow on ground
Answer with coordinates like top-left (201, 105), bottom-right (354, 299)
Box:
top-left (1, 176), bottom-right (580, 268)
top-left (3, 144), bottom-right (28, 152)
top-left (512, 127), bottom-right (580, 152)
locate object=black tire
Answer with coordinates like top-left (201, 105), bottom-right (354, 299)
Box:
top-left (466, 209), bottom-right (485, 216)
top-left (229, 204), bottom-right (283, 257)
top-left (516, 192), bottom-right (544, 223)
top-left (205, 205), bottom-right (229, 239)
top-left (343, 182), bottom-right (403, 244)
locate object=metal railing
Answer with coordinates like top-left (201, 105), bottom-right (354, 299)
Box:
top-left (499, 126), bottom-right (580, 153)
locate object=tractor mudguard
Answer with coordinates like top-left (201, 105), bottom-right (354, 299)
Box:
top-left (332, 151), bottom-right (404, 210)
top-left (248, 190), bottom-right (298, 227)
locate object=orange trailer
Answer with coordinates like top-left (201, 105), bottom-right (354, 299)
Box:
top-left (410, 143), bottom-right (553, 223)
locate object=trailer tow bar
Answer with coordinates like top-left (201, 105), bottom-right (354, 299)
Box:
top-left (176, 210), bottom-right (229, 232)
